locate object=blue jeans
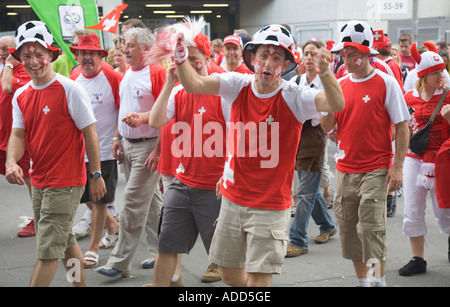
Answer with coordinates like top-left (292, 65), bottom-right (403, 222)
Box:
top-left (289, 169), bottom-right (336, 249)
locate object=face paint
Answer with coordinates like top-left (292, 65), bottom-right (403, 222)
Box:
top-left (267, 46), bottom-right (276, 57)
top-left (354, 57), bottom-right (363, 67)
top-left (27, 43), bottom-right (38, 54)
top-left (195, 62), bottom-right (203, 71)
top-left (21, 59), bottom-right (27, 67)
top-left (273, 64), bottom-right (282, 79)
top-left (42, 58), bottom-right (49, 66)
top-left (255, 59), bottom-right (282, 81)
top-left (254, 60), bottom-right (262, 74)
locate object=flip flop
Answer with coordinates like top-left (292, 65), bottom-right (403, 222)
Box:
top-left (84, 251), bottom-right (99, 268)
top-left (99, 232), bottom-right (118, 249)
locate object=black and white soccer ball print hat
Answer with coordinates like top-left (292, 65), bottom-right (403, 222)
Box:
top-left (10, 20), bottom-right (60, 62)
top-left (243, 24), bottom-right (297, 76)
top-left (331, 20), bottom-right (379, 56)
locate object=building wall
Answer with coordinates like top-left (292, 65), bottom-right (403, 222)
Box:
top-left (239, 0), bottom-right (450, 46)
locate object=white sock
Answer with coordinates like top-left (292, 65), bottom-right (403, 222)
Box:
top-left (172, 274), bottom-right (180, 281)
top-left (373, 276), bottom-right (386, 287)
top-left (357, 278), bottom-right (371, 287)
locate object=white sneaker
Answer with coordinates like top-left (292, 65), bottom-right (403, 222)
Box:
top-left (73, 218), bottom-right (91, 237)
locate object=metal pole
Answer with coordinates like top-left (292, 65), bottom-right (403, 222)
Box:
top-left (412, 0), bottom-right (419, 43)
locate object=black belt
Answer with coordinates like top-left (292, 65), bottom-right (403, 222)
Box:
top-left (125, 137), bottom-right (154, 143)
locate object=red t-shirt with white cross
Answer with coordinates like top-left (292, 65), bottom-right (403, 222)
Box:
top-left (217, 73), bottom-right (321, 210)
top-left (334, 70), bottom-right (410, 173)
top-left (12, 74), bottom-right (96, 188)
top-left (167, 85), bottom-right (226, 190)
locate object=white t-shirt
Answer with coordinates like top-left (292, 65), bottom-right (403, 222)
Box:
top-left (72, 68), bottom-right (122, 161)
top-left (118, 63), bottom-right (166, 139)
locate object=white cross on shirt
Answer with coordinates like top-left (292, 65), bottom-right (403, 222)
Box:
top-left (198, 106), bottom-right (206, 115)
top-left (43, 106), bottom-right (50, 114)
top-left (362, 95), bottom-right (371, 103)
top-left (266, 115), bottom-right (274, 125)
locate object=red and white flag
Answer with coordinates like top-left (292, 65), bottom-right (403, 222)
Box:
top-left (86, 4), bottom-right (128, 34)
top-left (373, 30), bottom-right (384, 43)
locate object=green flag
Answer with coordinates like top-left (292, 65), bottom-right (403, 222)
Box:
top-left (27, 0), bottom-right (100, 65)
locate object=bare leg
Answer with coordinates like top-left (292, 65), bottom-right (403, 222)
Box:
top-left (29, 259), bottom-right (58, 287)
top-left (62, 244), bottom-right (87, 287)
top-left (153, 252), bottom-right (178, 287)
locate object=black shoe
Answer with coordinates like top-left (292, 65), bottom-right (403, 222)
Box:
top-left (448, 237), bottom-right (450, 262)
top-left (387, 194), bottom-right (397, 217)
top-left (398, 257), bottom-right (427, 276)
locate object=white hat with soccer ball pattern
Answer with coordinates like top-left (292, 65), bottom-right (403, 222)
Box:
top-left (10, 20), bottom-right (60, 62)
top-left (243, 24), bottom-right (297, 76)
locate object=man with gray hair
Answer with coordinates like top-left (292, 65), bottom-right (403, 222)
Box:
top-left (97, 27), bottom-right (166, 278)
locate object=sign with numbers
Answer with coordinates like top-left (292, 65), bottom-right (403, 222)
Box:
top-left (379, 0), bottom-right (408, 14)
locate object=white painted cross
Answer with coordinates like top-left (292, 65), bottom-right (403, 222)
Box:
top-left (198, 106), bottom-right (206, 115)
top-left (362, 95), bottom-right (371, 103)
top-left (355, 58), bottom-right (363, 66)
top-left (42, 105), bottom-right (50, 114)
top-left (176, 162), bottom-right (185, 174)
top-left (222, 154), bottom-right (234, 189)
top-left (254, 62), bottom-right (260, 73)
top-left (266, 115), bottom-right (274, 125)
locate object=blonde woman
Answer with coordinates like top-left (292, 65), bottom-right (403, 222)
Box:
top-left (113, 45), bottom-right (128, 75)
top-left (400, 42), bottom-right (450, 276)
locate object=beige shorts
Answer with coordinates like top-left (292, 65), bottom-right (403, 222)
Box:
top-left (32, 186), bottom-right (84, 259)
top-left (334, 169), bottom-right (388, 263)
top-left (208, 197), bottom-right (290, 274)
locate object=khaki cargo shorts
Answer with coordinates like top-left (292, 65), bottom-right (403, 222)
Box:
top-left (32, 186), bottom-right (84, 259)
top-left (208, 197), bottom-right (290, 274)
top-left (334, 169), bottom-right (388, 263)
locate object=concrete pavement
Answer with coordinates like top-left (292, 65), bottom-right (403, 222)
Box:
top-left (1, 142), bottom-right (449, 288)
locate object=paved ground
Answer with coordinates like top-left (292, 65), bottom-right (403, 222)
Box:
top-left (1, 142), bottom-right (449, 288)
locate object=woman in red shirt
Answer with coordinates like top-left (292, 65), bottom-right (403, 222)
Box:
top-left (400, 42), bottom-right (450, 276)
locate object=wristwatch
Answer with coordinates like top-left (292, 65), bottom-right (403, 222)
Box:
top-left (90, 171), bottom-right (102, 179)
top-left (5, 63), bottom-right (14, 70)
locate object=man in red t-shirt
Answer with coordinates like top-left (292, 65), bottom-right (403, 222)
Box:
top-left (373, 33), bottom-right (404, 92)
top-left (222, 35), bottom-right (253, 74)
top-left (6, 21), bottom-right (105, 287)
top-left (324, 20), bottom-right (410, 287)
top-left (174, 22), bottom-right (344, 287)
top-left (398, 32), bottom-right (416, 72)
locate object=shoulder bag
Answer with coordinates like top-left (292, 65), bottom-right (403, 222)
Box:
top-left (409, 87), bottom-right (449, 155)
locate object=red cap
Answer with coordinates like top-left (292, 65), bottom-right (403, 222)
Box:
top-left (223, 35), bottom-right (242, 48)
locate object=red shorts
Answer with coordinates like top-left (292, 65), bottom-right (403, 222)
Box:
top-left (0, 150), bottom-right (31, 178)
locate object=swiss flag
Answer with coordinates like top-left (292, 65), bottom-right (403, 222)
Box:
top-left (435, 138), bottom-right (450, 209)
top-left (373, 30), bottom-right (384, 43)
top-left (86, 4), bottom-right (128, 34)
